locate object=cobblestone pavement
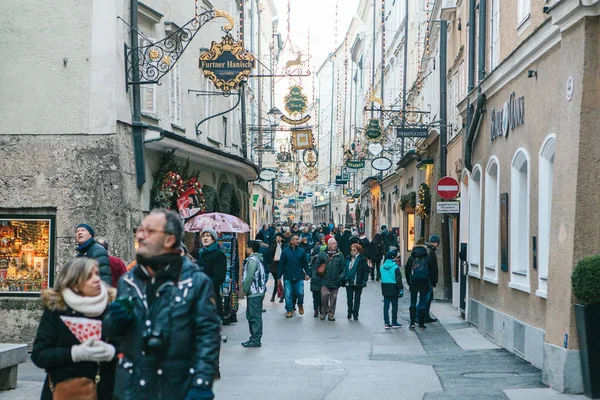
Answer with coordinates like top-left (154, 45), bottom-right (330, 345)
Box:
top-left (0, 280), bottom-right (587, 400)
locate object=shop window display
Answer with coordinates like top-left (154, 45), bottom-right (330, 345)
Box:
top-left (0, 217), bottom-right (54, 294)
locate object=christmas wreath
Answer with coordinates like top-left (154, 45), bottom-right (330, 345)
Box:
top-left (416, 183), bottom-right (431, 218)
top-left (400, 192), bottom-right (417, 211)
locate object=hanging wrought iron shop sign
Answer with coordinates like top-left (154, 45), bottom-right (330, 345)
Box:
top-left (365, 119), bottom-right (382, 139)
top-left (372, 157), bottom-right (392, 171)
top-left (346, 159), bottom-right (366, 169)
top-left (302, 149), bottom-right (318, 167)
top-left (199, 34), bottom-right (255, 94)
top-left (284, 85), bottom-right (308, 116)
top-left (291, 128), bottom-right (314, 150)
top-left (396, 127), bottom-right (429, 138)
top-left (281, 115), bottom-right (311, 125)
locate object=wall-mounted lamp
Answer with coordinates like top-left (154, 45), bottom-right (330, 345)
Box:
top-left (457, 18), bottom-right (462, 31)
top-left (528, 70), bottom-right (538, 78)
top-left (416, 158), bottom-right (435, 170)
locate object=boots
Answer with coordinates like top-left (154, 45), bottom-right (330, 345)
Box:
top-left (409, 307), bottom-right (416, 330)
top-left (418, 309), bottom-right (427, 330)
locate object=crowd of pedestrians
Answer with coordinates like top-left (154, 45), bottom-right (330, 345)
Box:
top-left (29, 214), bottom-right (440, 400)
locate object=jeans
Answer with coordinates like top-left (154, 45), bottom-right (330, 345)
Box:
top-left (246, 295), bottom-right (264, 344)
top-left (346, 286), bottom-right (363, 318)
top-left (410, 290), bottom-right (429, 311)
top-left (425, 285), bottom-right (434, 316)
top-left (321, 287), bottom-right (339, 317)
top-left (284, 280), bottom-right (304, 312)
top-left (383, 295), bottom-right (399, 325)
top-left (312, 290), bottom-right (322, 312)
top-left (371, 259), bottom-right (381, 280)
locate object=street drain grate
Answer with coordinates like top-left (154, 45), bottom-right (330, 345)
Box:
top-left (462, 372), bottom-right (519, 378)
top-left (295, 358), bottom-right (342, 366)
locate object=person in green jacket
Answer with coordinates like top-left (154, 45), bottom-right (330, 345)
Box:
top-left (241, 241), bottom-right (266, 348)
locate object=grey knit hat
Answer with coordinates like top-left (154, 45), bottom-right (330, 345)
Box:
top-left (201, 227), bottom-right (218, 241)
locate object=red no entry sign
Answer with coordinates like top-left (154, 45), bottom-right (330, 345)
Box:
top-left (436, 177), bottom-right (460, 200)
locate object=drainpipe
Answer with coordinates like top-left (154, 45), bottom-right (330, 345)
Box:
top-left (468, 0), bottom-right (476, 92)
top-left (478, 0), bottom-right (487, 82)
top-left (329, 58), bottom-right (335, 222)
top-left (464, 93), bottom-right (486, 171)
top-left (131, 0), bottom-right (145, 187)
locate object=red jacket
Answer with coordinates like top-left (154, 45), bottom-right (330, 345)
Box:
top-left (109, 255), bottom-right (127, 287)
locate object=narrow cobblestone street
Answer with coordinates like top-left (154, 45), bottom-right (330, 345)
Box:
top-left (1, 280), bottom-right (586, 400)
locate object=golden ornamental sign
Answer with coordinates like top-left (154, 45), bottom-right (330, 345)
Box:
top-left (284, 85), bottom-right (308, 116)
top-left (199, 34), bottom-right (255, 94)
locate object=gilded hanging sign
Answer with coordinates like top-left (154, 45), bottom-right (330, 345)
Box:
top-left (346, 159), bottom-right (365, 169)
top-left (365, 118), bottom-right (382, 139)
top-left (291, 128), bottom-right (314, 150)
top-left (284, 85), bottom-right (308, 115)
top-left (199, 34), bottom-right (255, 94)
top-left (281, 114), bottom-right (311, 125)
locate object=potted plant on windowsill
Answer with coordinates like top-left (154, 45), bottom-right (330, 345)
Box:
top-left (571, 255), bottom-right (600, 399)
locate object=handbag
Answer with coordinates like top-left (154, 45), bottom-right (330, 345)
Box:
top-left (49, 366), bottom-right (100, 400)
top-left (316, 263), bottom-right (326, 277)
top-left (276, 280), bottom-right (284, 299)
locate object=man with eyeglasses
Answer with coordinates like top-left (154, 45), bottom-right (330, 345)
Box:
top-left (105, 209), bottom-right (221, 400)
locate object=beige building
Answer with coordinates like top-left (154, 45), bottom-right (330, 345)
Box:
top-left (457, 0), bottom-right (600, 393)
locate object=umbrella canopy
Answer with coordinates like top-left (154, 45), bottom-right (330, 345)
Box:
top-left (184, 212), bottom-right (251, 233)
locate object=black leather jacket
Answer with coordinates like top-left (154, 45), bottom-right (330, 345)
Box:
top-left (105, 257), bottom-right (221, 400)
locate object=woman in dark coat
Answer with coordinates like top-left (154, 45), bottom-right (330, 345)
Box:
top-left (342, 243), bottom-right (370, 320)
top-left (268, 233), bottom-right (285, 302)
top-left (32, 257), bottom-right (117, 400)
top-left (368, 233), bottom-right (386, 281)
top-left (196, 227), bottom-right (228, 320)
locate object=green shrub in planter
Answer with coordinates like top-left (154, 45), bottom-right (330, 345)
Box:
top-left (572, 255), bottom-right (600, 305)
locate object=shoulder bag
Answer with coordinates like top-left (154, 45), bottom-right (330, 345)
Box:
top-left (49, 364), bottom-right (100, 400)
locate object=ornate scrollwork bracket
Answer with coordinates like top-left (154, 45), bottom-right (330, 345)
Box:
top-left (126, 10), bottom-right (234, 85)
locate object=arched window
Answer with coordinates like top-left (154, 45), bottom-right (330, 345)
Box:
top-left (510, 148), bottom-right (531, 292)
top-left (537, 135), bottom-right (555, 298)
top-left (460, 171), bottom-right (470, 247)
top-left (484, 157), bottom-right (500, 283)
top-left (468, 166), bottom-right (482, 278)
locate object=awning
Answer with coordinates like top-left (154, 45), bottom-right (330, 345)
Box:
top-left (144, 131), bottom-right (259, 181)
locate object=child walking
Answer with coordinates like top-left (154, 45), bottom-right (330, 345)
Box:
top-left (380, 251), bottom-right (404, 329)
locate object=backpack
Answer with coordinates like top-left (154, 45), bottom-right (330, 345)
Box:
top-left (411, 256), bottom-right (430, 284)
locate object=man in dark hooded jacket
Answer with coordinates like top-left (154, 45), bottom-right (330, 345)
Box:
top-left (424, 234), bottom-right (440, 323)
top-left (338, 228), bottom-right (352, 258)
top-left (405, 238), bottom-right (438, 330)
top-left (75, 223), bottom-right (111, 285)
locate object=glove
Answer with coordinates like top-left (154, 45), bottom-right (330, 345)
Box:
top-left (107, 301), bottom-right (133, 326)
top-left (185, 387), bottom-right (214, 400)
top-left (398, 289), bottom-right (404, 299)
top-left (89, 340), bottom-right (116, 362)
top-left (71, 339), bottom-right (105, 363)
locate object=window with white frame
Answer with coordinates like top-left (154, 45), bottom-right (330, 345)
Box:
top-left (490, 0), bottom-right (500, 69)
top-left (447, 78), bottom-right (456, 140)
top-left (510, 149), bottom-right (530, 292)
top-left (537, 135), bottom-right (555, 298)
top-left (204, 79), bottom-right (214, 139)
top-left (458, 61), bottom-right (466, 102)
top-left (169, 62), bottom-right (181, 126)
top-left (141, 38), bottom-right (156, 115)
top-left (468, 166), bottom-right (482, 277)
top-left (518, 0), bottom-right (530, 25)
top-left (484, 157), bottom-right (500, 283)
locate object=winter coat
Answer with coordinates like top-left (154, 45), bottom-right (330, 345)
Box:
top-left (380, 259), bottom-right (403, 297)
top-left (76, 239), bottom-right (111, 285)
top-left (268, 241), bottom-right (283, 275)
top-left (318, 251), bottom-right (346, 289)
top-left (425, 242), bottom-right (440, 288)
top-left (242, 253), bottom-right (266, 297)
top-left (32, 288), bottom-right (117, 400)
top-left (109, 255), bottom-right (128, 288)
top-left (404, 244), bottom-right (437, 292)
top-left (338, 231), bottom-right (352, 257)
top-left (368, 240), bottom-right (385, 261)
top-left (278, 246), bottom-right (309, 281)
top-left (358, 237), bottom-right (370, 259)
top-left (104, 257), bottom-right (221, 400)
top-left (381, 230), bottom-right (399, 252)
top-left (196, 245), bottom-right (227, 297)
top-left (256, 240), bottom-right (271, 266)
top-left (344, 254), bottom-right (369, 287)
top-left (309, 248), bottom-right (325, 292)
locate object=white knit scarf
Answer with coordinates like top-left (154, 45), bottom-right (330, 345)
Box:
top-left (61, 285), bottom-right (108, 317)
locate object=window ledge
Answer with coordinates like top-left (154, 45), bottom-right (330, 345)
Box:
top-left (141, 113), bottom-right (160, 122)
top-left (171, 123), bottom-right (185, 132)
top-left (540, 276), bottom-right (548, 281)
top-left (512, 270), bottom-right (527, 277)
top-left (483, 276), bottom-right (498, 284)
top-left (468, 271), bottom-right (481, 279)
top-left (508, 281), bottom-right (531, 293)
top-left (517, 14), bottom-right (531, 35)
top-left (535, 289), bottom-right (547, 299)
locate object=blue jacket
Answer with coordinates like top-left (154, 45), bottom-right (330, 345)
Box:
top-left (380, 259), bottom-right (403, 297)
top-left (278, 246), bottom-right (309, 281)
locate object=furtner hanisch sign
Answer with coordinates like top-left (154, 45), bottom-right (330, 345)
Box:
top-left (200, 34), bottom-right (255, 94)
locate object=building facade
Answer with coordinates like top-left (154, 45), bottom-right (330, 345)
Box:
top-left (0, 0), bottom-right (258, 344)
